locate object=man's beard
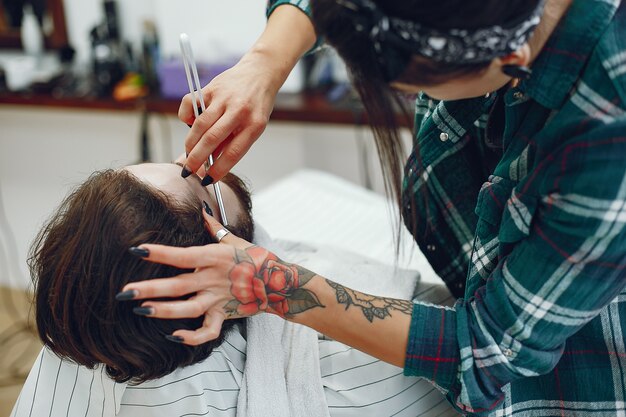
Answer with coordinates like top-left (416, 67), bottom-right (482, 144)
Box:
top-left (221, 173), bottom-right (254, 241)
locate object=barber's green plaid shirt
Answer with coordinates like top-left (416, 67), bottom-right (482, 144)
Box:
top-left (270, 0), bottom-right (626, 415)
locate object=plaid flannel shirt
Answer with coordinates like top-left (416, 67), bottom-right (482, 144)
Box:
top-left (269, 0), bottom-right (626, 415)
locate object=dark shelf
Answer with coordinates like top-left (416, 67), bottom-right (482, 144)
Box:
top-left (0, 91), bottom-right (411, 127)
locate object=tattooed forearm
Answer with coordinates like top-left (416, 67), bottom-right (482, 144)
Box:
top-left (223, 246), bottom-right (324, 319)
top-left (325, 279), bottom-right (413, 323)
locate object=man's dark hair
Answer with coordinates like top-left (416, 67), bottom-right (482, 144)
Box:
top-left (29, 169), bottom-right (252, 383)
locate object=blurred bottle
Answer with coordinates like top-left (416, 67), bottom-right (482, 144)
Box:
top-left (141, 20), bottom-right (160, 93)
top-left (21, 4), bottom-right (43, 58)
top-left (103, 0), bottom-right (120, 41)
top-left (89, 0), bottom-right (124, 96)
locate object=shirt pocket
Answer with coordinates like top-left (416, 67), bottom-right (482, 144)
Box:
top-left (474, 176), bottom-right (514, 235)
top-left (470, 176), bottom-right (513, 284)
top-left (499, 188), bottom-right (538, 245)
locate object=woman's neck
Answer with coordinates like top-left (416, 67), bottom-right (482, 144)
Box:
top-left (528, 0), bottom-right (574, 64)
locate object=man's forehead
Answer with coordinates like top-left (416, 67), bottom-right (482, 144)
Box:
top-left (123, 163), bottom-right (247, 228)
top-left (123, 164), bottom-right (192, 201)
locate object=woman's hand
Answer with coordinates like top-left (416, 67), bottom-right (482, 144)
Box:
top-left (175, 152), bottom-right (207, 178)
top-left (117, 210), bottom-right (322, 345)
top-left (118, 211), bottom-right (412, 367)
top-left (179, 52), bottom-right (281, 183)
top-left (178, 5), bottom-right (316, 183)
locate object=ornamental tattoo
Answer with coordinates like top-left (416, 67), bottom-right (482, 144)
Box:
top-left (224, 246), bottom-right (324, 318)
top-left (326, 280), bottom-right (413, 323)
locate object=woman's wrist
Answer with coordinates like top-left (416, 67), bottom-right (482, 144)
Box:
top-left (238, 47), bottom-right (290, 95)
top-left (283, 274), bottom-right (413, 368)
top-left (243, 4), bottom-right (316, 92)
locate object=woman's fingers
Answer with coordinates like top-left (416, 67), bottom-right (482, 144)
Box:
top-left (141, 293), bottom-right (216, 319)
top-left (206, 124), bottom-right (265, 182)
top-left (202, 210), bottom-right (251, 249)
top-left (184, 101), bottom-right (223, 151)
top-left (202, 212), bottom-right (230, 240)
top-left (196, 163), bottom-right (207, 178)
top-left (178, 92), bottom-right (198, 126)
top-left (181, 134), bottom-right (231, 179)
top-left (120, 271), bottom-right (211, 300)
top-left (178, 87), bottom-right (214, 127)
top-left (186, 112), bottom-right (239, 177)
top-left (131, 243), bottom-right (226, 269)
top-left (172, 310), bottom-right (227, 345)
top-left (211, 134), bottom-right (231, 160)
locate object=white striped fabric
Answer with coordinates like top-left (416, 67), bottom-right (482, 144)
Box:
top-left (11, 329), bottom-right (460, 417)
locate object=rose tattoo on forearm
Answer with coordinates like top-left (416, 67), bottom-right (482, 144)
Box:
top-left (224, 246), bottom-right (324, 318)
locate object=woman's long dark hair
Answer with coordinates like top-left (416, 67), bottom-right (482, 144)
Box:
top-left (311, 0), bottom-right (541, 236)
top-left (29, 170), bottom-right (247, 383)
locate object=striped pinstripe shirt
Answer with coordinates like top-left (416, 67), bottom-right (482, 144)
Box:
top-left (12, 311), bottom-right (459, 416)
top-left (272, 0), bottom-right (626, 413)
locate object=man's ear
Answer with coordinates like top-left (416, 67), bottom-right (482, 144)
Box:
top-left (496, 44), bottom-right (532, 69)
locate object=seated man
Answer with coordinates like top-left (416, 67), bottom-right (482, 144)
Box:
top-left (11, 163), bottom-right (457, 417)
top-left (29, 164), bottom-right (253, 384)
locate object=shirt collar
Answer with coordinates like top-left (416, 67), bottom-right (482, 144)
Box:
top-left (525, 0), bottom-right (620, 109)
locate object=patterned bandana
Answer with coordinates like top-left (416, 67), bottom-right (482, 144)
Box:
top-left (336, 0), bottom-right (547, 81)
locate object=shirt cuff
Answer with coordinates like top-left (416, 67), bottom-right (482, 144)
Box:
top-left (266, 1), bottom-right (323, 54)
top-left (266, 0), bottom-right (309, 18)
top-left (404, 301), bottom-right (460, 393)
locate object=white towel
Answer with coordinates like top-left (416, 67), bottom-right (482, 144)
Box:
top-left (237, 225), bottom-right (330, 417)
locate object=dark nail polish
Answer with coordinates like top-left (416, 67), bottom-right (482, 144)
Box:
top-left (165, 335), bottom-right (185, 343)
top-left (187, 124), bottom-right (192, 128)
top-left (115, 290), bottom-right (138, 301)
top-left (133, 307), bottom-right (154, 316)
top-left (129, 247), bottom-right (150, 258)
top-left (202, 200), bottom-right (213, 216)
top-left (185, 152), bottom-right (189, 158)
top-left (201, 174), bottom-right (214, 186)
top-left (181, 166), bottom-right (193, 178)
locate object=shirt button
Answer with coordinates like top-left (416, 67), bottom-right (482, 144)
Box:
top-left (503, 348), bottom-right (513, 357)
top-left (439, 132), bottom-right (449, 142)
top-left (408, 168), bottom-right (414, 176)
top-left (513, 91), bottom-right (525, 100)
top-left (426, 244), bottom-right (436, 252)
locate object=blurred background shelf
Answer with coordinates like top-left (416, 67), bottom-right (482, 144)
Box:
top-left (0, 91), bottom-right (411, 127)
